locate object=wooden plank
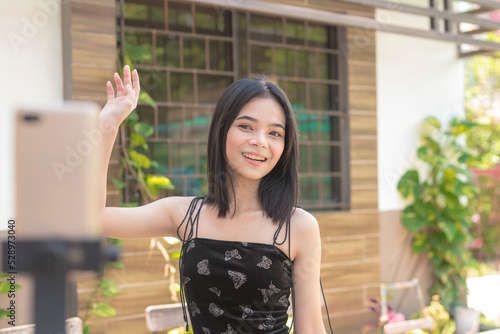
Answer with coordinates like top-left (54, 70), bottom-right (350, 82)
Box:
top-left (72, 2), bottom-right (116, 34)
top-left (78, 283), bottom-right (173, 317)
top-left (349, 89), bottom-right (377, 111)
top-left (321, 261), bottom-right (379, 289)
top-left (351, 188), bottom-right (378, 210)
top-left (315, 211), bottom-right (379, 236)
top-left (322, 238), bottom-right (364, 263)
top-left (73, 67), bottom-right (115, 99)
top-left (330, 310), bottom-right (378, 333)
top-left (365, 236), bottom-right (379, 259)
top-left (351, 163), bottom-right (377, 186)
top-left (350, 138), bottom-right (377, 160)
top-left (349, 62), bottom-right (376, 87)
top-left (307, 0), bottom-right (375, 18)
top-left (322, 288), bottom-right (365, 314)
top-left (350, 113), bottom-right (377, 136)
top-left (72, 31), bottom-right (116, 67)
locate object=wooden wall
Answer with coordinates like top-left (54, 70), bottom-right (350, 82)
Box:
top-left (66, 0), bottom-right (380, 333)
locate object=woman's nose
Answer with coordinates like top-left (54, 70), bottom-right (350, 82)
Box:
top-left (250, 131), bottom-right (268, 148)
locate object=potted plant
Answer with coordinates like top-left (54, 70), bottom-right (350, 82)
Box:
top-left (397, 116), bottom-right (478, 312)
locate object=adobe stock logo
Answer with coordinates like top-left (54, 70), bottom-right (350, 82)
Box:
top-left (7, 0), bottom-right (67, 55)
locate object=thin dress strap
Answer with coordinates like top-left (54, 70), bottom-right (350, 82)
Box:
top-left (177, 196), bottom-right (205, 331)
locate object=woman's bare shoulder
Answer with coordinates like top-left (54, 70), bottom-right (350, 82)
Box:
top-left (291, 207), bottom-right (319, 233)
top-left (290, 208), bottom-right (321, 255)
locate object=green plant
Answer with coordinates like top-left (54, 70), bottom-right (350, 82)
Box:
top-left (407, 295), bottom-right (456, 334)
top-left (397, 116), bottom-right (479, 310)
top-left (0, 273), bottom-right (21, 320)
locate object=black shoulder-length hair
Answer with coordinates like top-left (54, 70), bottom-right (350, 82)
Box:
top-left (205, 77), bottom-right (300, 225)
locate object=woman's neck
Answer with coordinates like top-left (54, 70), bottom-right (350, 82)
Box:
top-left (227, 178), bottom-right (262, 217)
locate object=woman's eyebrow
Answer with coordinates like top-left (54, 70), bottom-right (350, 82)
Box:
top-left (236, 115), bottom-right (285, 131)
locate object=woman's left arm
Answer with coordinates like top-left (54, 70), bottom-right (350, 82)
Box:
top-left (291, 209), bottom-right (327, 333)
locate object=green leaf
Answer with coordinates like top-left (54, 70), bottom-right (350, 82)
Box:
top-left (401, 206), bottom-right (429, 233)
top-left (414, 199), bottom-right (435, 220)
top-left (120, 202), bottom-right (139, 207)
top-left (129, 150), bottom-right (151, 168)
top-left (129, 133), bottom-right (147, 149)
top-left (0, 309), bottom-right (8, 320)
top-left (83, 325), bottom-right (91, 334)
top-left (92, 302), bottom-right (116, 318)
top-left (127, 45), bottom-right (152, 63)
top-left (107, 261), bottom-right (124, 268)
top-left (397, 170), bottom-right (420, 199)
top-left (458, 153), bottom-right (472, 163)
top-left (0, 281), bottom-right (20, 294)
top-left (412, 233), bottom-right (429, 254)
top-left (107, 238), bottom-right (124, 246)
top-left (0, 273), bottom-right (11, 278)
top-left (126, 110), bottom-right (139, 122)
top-left (169, 250), bottom-right (181, 259)
top-left (111, 178), bottom-right (126, 190)
top-left (146, 175), bottom-right (174, 190)
top-left (100, 279), bottom-right (119, 298)
top-left (425, 116), bottom-right (441, 130)
top-left (133, 122), bottom-right (154, 138)
top-left (422, 135), bottom-right (440, 152)
top-left (138, 91), bottom-right (157, 109)
top-left (437, 219), bottom-right (458, 242)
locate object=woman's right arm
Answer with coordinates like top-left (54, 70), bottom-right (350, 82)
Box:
top-left (97, 66), bottom-right (184, 239)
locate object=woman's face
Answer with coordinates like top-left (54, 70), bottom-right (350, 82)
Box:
top-left (225, 97), bottom-right (286, 183)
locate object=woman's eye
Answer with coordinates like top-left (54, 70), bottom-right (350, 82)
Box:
top-left (270, 131), bottom-right (283, 138)
top-left (239, 124), bottom-right (251, 130)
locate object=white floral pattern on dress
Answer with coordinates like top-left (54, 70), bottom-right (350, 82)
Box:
top-left (183, 277), bottom-right (191, 285)
top-left (239, 305), bottom-right (253, 319)
top-left (228, 270), bottom-right (247, 289)
top-left (258, 314), bottom-right (276, 330)
top-left (241, 241), bottom-right (248, 246)
top-left (209, 302), bottom-right (224, 317)
top-left (258, 281), bottom-right (281, 303)
top-left (221, 324), bottom-right (237, 334)
top-left (197, 259), bottom-right (210, 275)
top-left (202, 327), bottom-right (211, 334)
top-left (281, 259), bottom-right (292, 271)
top-left (278, 295), bottom-right (289, 307)
top-left (224, 249), bottom-right (242, 261)
top-left (257, 256), bottom-right (272, 269)
top-left (186, 240), bottom-right (195, 253)
top-left (208, 287), bottom-right (221, 297)
top-left (190, 301), bottom-right (200, 316)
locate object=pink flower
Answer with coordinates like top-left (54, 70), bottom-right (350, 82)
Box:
top-left (388, 312), bottom-right (405, 323)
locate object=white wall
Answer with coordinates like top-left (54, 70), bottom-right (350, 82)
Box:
top-left (0, 0), bottom-right (63, 229)
top-left (376, 1), bottom-right (465, 212)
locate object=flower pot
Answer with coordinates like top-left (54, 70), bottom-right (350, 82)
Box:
top-left (455, 306), bottom-right (480, 334)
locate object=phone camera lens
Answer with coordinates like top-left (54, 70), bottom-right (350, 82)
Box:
top-left (23, 114), bottom-right (39, 122)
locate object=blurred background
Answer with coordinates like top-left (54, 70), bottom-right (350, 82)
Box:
top-left (2, 0), bottom-right (500, 333)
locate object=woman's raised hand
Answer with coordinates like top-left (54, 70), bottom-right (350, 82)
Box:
top-left (99, 65), bottom-right (140, 131)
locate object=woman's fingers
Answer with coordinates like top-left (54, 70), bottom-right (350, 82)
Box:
top-left (131, 69), bottom-right (140, 108)
top-left (123, 65), bottom-right (132, 89)
top-left (106, 81), bottom-right (115, 100)
top-left (114, 72), bottom-right (124, 97)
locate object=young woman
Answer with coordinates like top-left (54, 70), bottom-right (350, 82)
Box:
top-left (98, 65), bottom-right (328, 333)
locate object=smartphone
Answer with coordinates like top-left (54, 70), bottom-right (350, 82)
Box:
top-left (16, 102), bottom-right (102, 240)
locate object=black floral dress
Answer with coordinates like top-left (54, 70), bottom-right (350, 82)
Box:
top-left (177, 197), bottom-right (294, 334)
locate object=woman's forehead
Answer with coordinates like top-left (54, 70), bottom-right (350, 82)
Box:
top-left (236, 97), bottom-right (286, 125)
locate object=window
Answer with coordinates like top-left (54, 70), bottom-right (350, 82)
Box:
top-left (118, 0), bottom-right (349, 210)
